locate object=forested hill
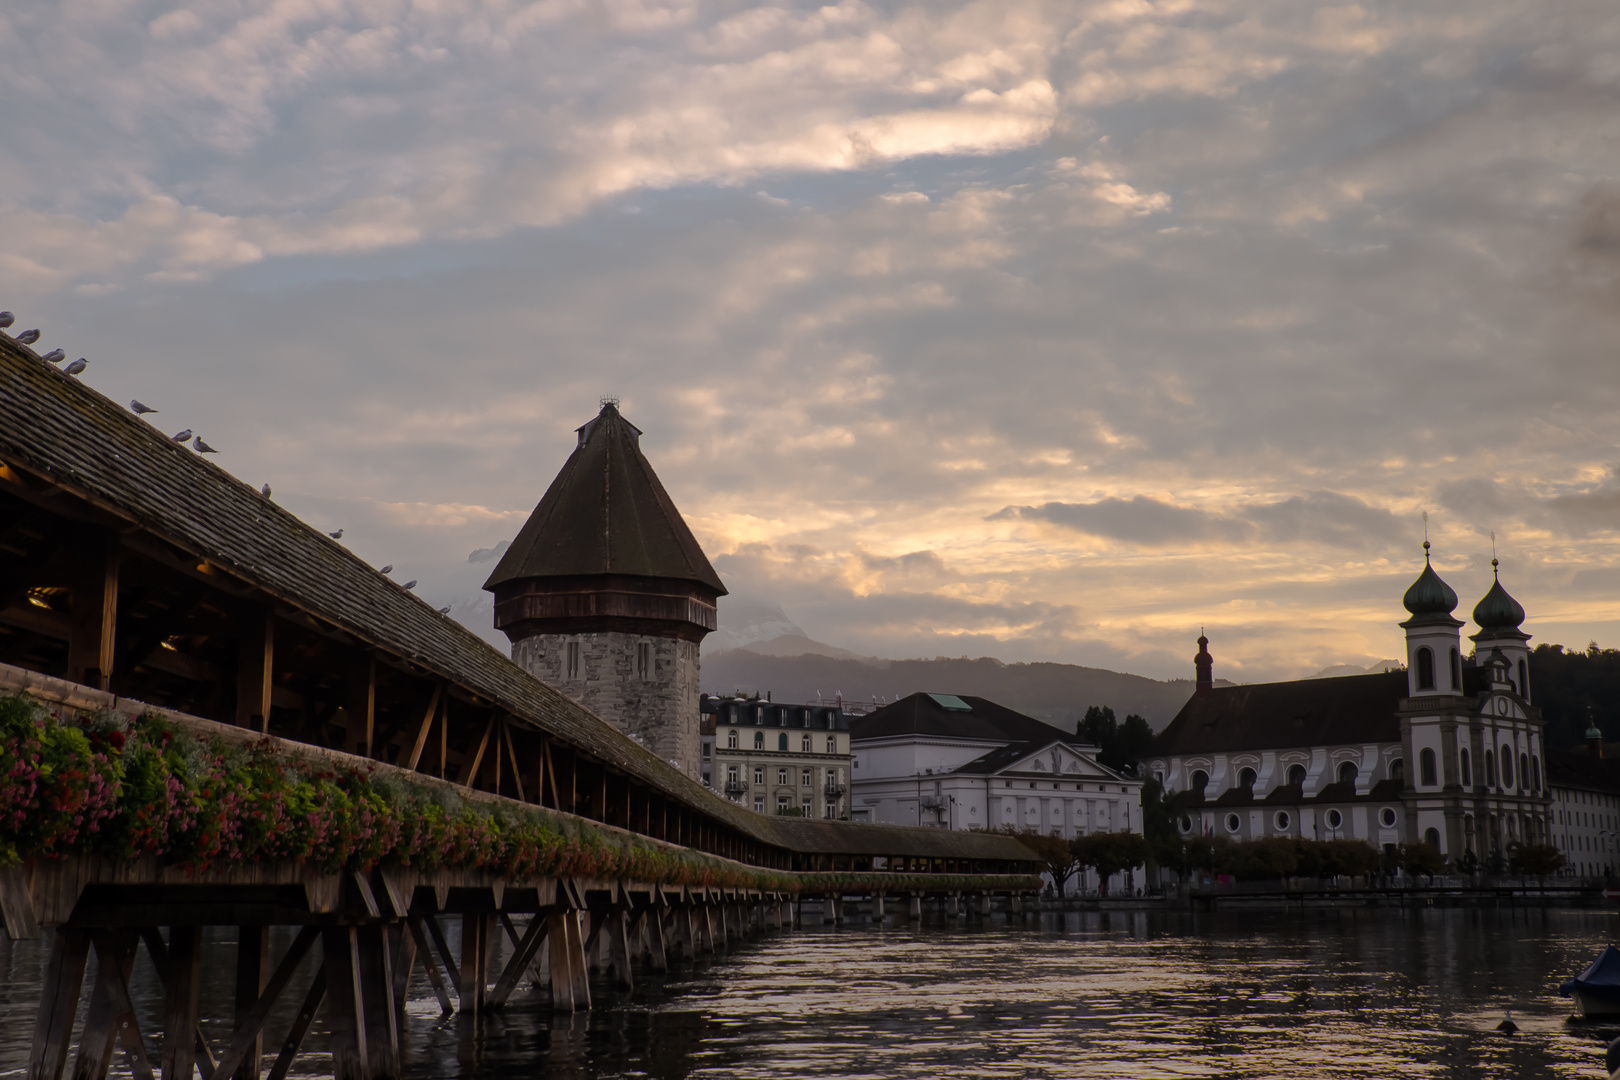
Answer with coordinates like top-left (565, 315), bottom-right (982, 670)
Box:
top-left (700, 650), bottom-right (1202, 732)
top-left (1530, 644), bottom-right (1620, 750)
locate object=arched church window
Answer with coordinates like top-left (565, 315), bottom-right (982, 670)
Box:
top-left (1287, 764), bottom-right (1307, 787)
top-left (1420, 748), bottom-right (1437, 787)
top-left (1237, 767), bottom-right (1257, 789)
top-left (1415, 647), bottom-right (1435, 690)
top-left (1451, 649), bottom-right (1461, 690)
top-left (1500, 747), bottom-right (1514, 788)
top-left (1484, 749), bottom-right (1494, 787)
top-left (754, 731), bottom-right (764, 750)
top-left (1531, 755), bottom-right (1541, 792)
top-left (1424, 827), bottom-right (1441, 850)
top-left (1391, 759), bottom-right (1404, 783)
top-left (1338, 761), bottom-right (1358, 785)
top-left (1517, 659), bottom-right (1529, 700)
top-left (1461, 748), bottom-right (1471, 786)
top-left (1519, 753), bottom-right (1530, 791)
top-left (1190, 770), bottom-right (1209, 795)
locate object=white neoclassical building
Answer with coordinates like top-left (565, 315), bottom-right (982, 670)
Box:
top-left (849, 692), bottom-right (1143, 837)
top-left (1146, 548), bottom-right (1552, 864)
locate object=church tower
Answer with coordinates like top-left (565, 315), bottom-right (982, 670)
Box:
top-left (1400, 541), bottom-right (1463, 696)
top-left (484, 400), bottom-right (726, 778)
top-left (1471, 558), bottom-right (1531, 702)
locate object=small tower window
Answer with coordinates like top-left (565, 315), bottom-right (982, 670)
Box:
top-left (1391, 759), bottom-right (1404, 783)
top-left (1237, 767), bottom-right (1257, 790)
top-left (1451, 648), bottom-right (1461, 690)
top-left (1519, 753), bottom-right (1530, 791)
top-left (727, 729), bottom-right (739, 750)
top-left (778, 733), bottom-right (789, 752)
top-left (1415, 647), bottom-right (1435, 691)
top-left (1338, 761), bottom-right (1359, 785)
top-left (1500, 747), bottom-right (1514, 788)
top-left (1286, 764), bottom-right (1306, 787)
top-left (1484, 749), bottom-right (1495, 787)
top-left (636, 640), bottom-right (651, 680)
top-left (801, 734), bottom-right (811, 752)
top-left (1420, 747), bottom-right (1437, 787)
top-left (1460, 748), bottom-right (1471, 786)
top-left (1517, 659), bottom-right (1529, 699)
top-left (565, 639), bottom-right (582, 680)
top-left (754, 731), bottom-right (764, 750)
top-left (1531, 755), bottom-right (1541, 791)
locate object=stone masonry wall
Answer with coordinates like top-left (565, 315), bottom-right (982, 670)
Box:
top-left (511, 632), bottom-right (701, 780)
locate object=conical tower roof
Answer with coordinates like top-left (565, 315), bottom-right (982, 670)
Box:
top-left (484, 402), bottom-right (726, 594)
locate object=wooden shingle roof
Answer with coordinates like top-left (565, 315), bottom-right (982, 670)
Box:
top-left (484, 402), bottom-right (725, 594)
top-left (0, 334), bottom-right (1031, 867)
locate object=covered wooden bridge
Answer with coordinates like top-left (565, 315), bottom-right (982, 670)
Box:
top-left (0, 331), bottom-right (1040, 1080)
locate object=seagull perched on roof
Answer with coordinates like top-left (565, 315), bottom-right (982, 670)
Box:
top-left (328, 528), bottom-right (344, 539)
top-left (170, 428), bottom-right (193, 443)
top-left (63, 359), bottom-right (87, 376)
top-left (260, 483), bottom-right (272, 498)
top-left (16, 329), bottom-right (40, 345)
top-left (402, 580), bottom-right (417, 590)
top-left (130, 400), bottom-right (158, 414)
top-left (193, 436), bottom-right (217, 453)
top-left (40, 348), bottom-right (64, 364)
top-left (0, 312), bottom-right (13, 329)
top-left (379, 564), bottom-right (392, 575)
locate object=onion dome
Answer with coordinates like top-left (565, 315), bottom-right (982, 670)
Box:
top-left (1587, 723), bottom-right (1605, 741)
top-left (1402, 542), bottom-right (1458, 616)
top-left (1472, 559), bottom-right (1525, 631)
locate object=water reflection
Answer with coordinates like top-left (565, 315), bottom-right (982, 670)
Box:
top-left (2, 908), bottom-right (1617, 1079)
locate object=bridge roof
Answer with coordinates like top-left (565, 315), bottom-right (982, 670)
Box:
top-left (0, 334), bottom-right (1032, 869)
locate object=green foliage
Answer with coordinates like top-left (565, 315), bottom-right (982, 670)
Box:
top-left (1508, 842), bottom-right (1565, 878)
top-left (1076, 706), bottom-right (1157, 775)
top-left (774, 807), bottom-right (805, 817)
top-left (1072, 830), bottom-right (1148, 895)
top-left (1001, 827), bottom-right (1081, 892)
top-left (1400, 842), bottom-right (1444, 881)
top-left (1528, 643), bottom-right (1620, 750)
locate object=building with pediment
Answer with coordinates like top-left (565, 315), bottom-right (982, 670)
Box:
top-left (1146, 548), bottom-right (1552, 863)
top-left (848, 692), bottom-right (1144, 845)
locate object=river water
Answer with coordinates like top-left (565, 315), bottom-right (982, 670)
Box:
top-left (2, 907), bottom-right (1617, 1079)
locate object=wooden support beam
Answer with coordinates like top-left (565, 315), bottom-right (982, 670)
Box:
top-left (488, 915), bottom-right (548, 1008)
top-left (542, 740), bottom-right (561, 810)
top-left (73, 930), bottom-right (154, 1080)
top-left (320, 927), bottom-right (369, 1080)
top-left (420, 916), bottom-right (461, 991)
top-left (404, 918), bottom-right (454, 1015)
top-left (232, 926), bottom-right (269, 1080)
top-left (67, 532), bottom-right (119, 692)
top-left (354, 924), bottom-right (399, 1079)
top-left (344, 658), bottom-right (374, 757)
top-left (463, 714), bottom-right (496, 793)
top-left (604, 909), bottom-right (633, 993)
top-left (457, 913), bottom-right (489, 1013)
top-left (266, 971), bottom-right (324, 1080)
top-left (401, 683), bottom-right (443, 773)
top-left (235, 607), bottom-right (274, 732)
top-left (501, 721), bottom-right (527, 803)
top-left (496, 913), bottom-right (548, 995)
top-left (160, 927), bottom-right (203, 1080)
top-left (212, 927), bottom-right (319, 1080)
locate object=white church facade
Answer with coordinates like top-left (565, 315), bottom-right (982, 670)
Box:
top-left (1146, 548), bottom-right (1551, 863)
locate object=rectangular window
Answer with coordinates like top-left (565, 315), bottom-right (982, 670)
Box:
top-left (826, 736), bottom-right (836, 753)
top-left (753, 767), bottom-right (764, 785)
top-left (777, 767), bottom-right (788, 785)
top-left (802, 798), bottom-right (812, 816)
top-left (801, 734), bottom-right (811, 752)
top-left (777, 795), bottom-right (790, 811)
top-left (636, 640), bottom-right (651, 680)
top-left (702, 743), bottom-right (710, 758)
top-left (754, 796), bottom-right (764, 813)
top-left (802, 768), bottom-right (812, 787)
top-left (565, 640), bottom-right (581, 680)
top-left (727, 765), bottom-right (738, 782)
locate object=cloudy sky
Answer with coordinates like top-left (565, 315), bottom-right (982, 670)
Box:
top-left (5, 0), bottom-right (1620, 683)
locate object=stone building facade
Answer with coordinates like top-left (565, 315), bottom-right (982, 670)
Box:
top-left (699, 695), bottom-right (851, 819)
